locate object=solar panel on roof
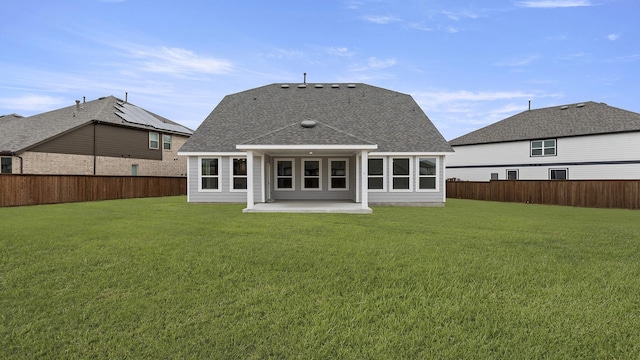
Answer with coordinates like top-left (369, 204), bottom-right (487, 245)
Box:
top-left (114, 102), bottom-right (192, 134)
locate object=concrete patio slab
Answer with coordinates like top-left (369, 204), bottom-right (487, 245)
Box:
top-left (243, 201), bottom-right (372, 214)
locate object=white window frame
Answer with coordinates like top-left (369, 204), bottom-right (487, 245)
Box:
top-left (531, 139), bottom-right (556, 157)
top-left (507, 169), bottom-right (519, 180)
top-left (328, 158), bottom-right (349, 191)
top-left (549, 168), bottom-right (568, 180)
top-left (367, 157), bottom-right (386, 192)
top-left (390, 157), bottom-right (413, 192)
top-left (149, 132), bottom-right (159, 149)
top-left (163, 134), bottom-right (172, 150)
top-left (199, 157), bottom-right (221, 192)
top-left (416, 157), bottom-right (438, 192)
top-left (302, 158), bottom-right (322, 191)
top-left (230, 157), bottom-right (248, 192)
top-left (275, 158), bottom-right (295, 191)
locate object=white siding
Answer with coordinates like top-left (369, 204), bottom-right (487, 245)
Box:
top-left (448, 132), bottom-right (640, 180)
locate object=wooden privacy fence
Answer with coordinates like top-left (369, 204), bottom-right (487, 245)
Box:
top-left (447, 180), bottom-right (640, 209)
top-left (0, 175), bottom-right (187, 207)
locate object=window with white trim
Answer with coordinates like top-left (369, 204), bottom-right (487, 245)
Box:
top-left (329, 158), bottom-right (349, 190)
top-left (507, 169), bottom-right (519, 180)
top-left (231, 158), bottom-right (247, 191)
top-left (417, 157), bottom-right (437, 190)
top-left (550, 168), bottom-right (567, 180)
top-left (1, 157), bottom-right (11, 174)
top-left (275, 159), bottom-right (294, 190)
top-left (200, 158), bottom-right (220, 190)
top-left (163, 134), bottom-right (172, 150)
top-left (302, 159), bottom-right (322, 190)
top-left (149, 132), bottom-right (159, 149)
top-left (391, 157), bottom-right (412, 191)
top-left (531, 139), bottom-right (556, 157)
top-left (367, 158), bottom-right (385, 190)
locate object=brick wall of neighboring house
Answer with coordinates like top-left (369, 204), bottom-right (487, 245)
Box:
top-left (16, 135), bottom-right (189, 176)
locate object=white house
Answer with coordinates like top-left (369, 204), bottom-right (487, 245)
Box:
top-left (178, 83), bottom-right (454, 213)
top-left (447, 101), bottom-right (640, 181)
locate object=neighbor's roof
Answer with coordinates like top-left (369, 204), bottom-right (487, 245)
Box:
top-left (0, 96), bottom-right (193, 154)
top-left (180, 83), bottom-right (453, 153)
top-left (450, 101), bottom-right (640, 146)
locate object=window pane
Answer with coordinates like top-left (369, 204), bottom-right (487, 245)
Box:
top-left (331, 178), bottom-right (346, 189)
top-left (551, 170), bottom-right (567, 180)
top-left (234, 158), bottom-right (247, 175)
top-left (304, 161), bottom-right (320, 176)
top-left (277, 178), bottom-right (293, 188)
top-left (233, 177), bottom-right (247, 189)
top-left (368, 159), bottom-right (384, 175)
top-left (393, 158), bottom-right (410, 175)
top-left (1, 158), bottom-right (11, 174)
top-left (393, 177), bottom-right (409, 189)
top-left (544, 148), bottom-right (556, 155)
top-left (202, 177), bottom-right (218, 189)
top-left (304, 178), bottom-right (320, 189)
top-left (163, 135), bottom-right (171, 150)
top-left (531, 140), bottom-right (542, 148)
top-left (419, 177), bottom-right (436, 189)
top-left (201, 159), bottom-right (218, 175)
top-left (544, 140), bottom-right (555, 147)
top-left (507, 170), bottom-right (518, 180)
top-left (419, 158), bottom-right (436, 175)
top-left (531, 149), bottom-right (542, 156)
top-left (277, 161), bottom-right (292, 176)
top-left (331, 161), bottom-right (346, 176)
top-left (368, 177), bottom-right (383, 189)
top-left (149, 132), bottom-right (159, 149)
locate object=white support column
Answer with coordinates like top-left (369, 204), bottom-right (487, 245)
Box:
top-left (355, 154), bottom-right (361, 203)
top-left (361, 150), bottom-right (368, 209)
top-left (246, 150), bottom-right (254, 210)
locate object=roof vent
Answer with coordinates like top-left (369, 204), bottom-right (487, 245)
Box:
top-left (576, 103), bottom-right (585, 108)
top-left (560, 105), bottom-right (569, 110)
top-left (314, 84), bottom-right (323, 88)
top-left (281, 84), bottom-right (290, 89)
top-left (301, 120), bottom-right (317, 128)
top-left (298, 84), bottom-right (307, 88)
top-left (347, 84), bottom-right (356, 88)
top-left (331, 84), bottom-right (340, 88)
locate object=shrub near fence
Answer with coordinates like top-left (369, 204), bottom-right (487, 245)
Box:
top-left (446, 180), bottom-right (640, 209)
top-left (0, 175), bottom-right (187, 207)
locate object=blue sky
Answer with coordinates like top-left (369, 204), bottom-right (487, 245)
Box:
top-left (1, 0), bottom-right (638, 140)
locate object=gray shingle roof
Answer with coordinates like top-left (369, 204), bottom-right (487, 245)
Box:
top-left (0, 96), bottom-right (192, 154)
top-left (180, 83), bottom-right (453, 153)
top-left (449, 101), bottom-right (640, 146)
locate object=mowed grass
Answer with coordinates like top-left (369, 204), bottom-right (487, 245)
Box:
top-left (1, 197), bottom-right (639, 359)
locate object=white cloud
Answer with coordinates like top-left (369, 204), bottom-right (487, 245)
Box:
top-left (327, 47), bottom-right (355, 57)
top-left (608, 33), bottom-right (620, 41)
top-left (367, 57), bottom-right (396, 69)
top-left (517, 0), bottom-right (593, 8)
top-left (441, 9), bottom-right (479, 21)
top-left (409, 22), bottom-right (432, 31)
top-left (361, 15), bottom-right (402, 24)
top-left (445, 26), bottom-right (460, 33)
top-left (129, 46), bottom-right (233, 76)
top-left (0, 95), bottom-right (67, 112)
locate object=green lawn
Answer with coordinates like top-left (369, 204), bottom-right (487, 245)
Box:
top-left (1, 197), bottom-right (639, 359)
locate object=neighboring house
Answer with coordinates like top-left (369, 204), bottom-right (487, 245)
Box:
top-left (447, 101), bottom-right (640, 181)
top-left (0, 96), bottom-right (193, 176)
top-left (178, 83), bottom-right (454, 212)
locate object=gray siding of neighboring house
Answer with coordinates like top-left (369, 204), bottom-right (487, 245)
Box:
top-left (30, 123), bottom-right (163, 160)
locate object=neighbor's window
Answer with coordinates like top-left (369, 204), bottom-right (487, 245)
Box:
top-left (531, 139), bottom-right (556, 157)
top-left (392, 158), bottom-right (411, 190)
top-left (550, 168), bottom-right (567, 180)
top-left (131, 164), bottom-right (138, 176)
top-left (418, 157), bottom-right (437, 190)
top-left (163, 134), bottom-right (172, 150)
top-left (491, 173), bottom-right (499, 180)
top-left (507, 169), bottom-right (519, 180)
top-left (367, 158), bottom-right (385, 190)
top-left (0, 157), bottom-right (11, 174)
top-left (231, 158), bottom-right (247, 191)
top-left (329, 158), bottom-right (348, 190)
top-left (149, 132), bottom-right (159, 149)
top-left (275, 159), bottom-right (294, 190)
top-left (201, 158), bottom-right (220, 190)
top-left (302, 159), bottom-right (321, 190)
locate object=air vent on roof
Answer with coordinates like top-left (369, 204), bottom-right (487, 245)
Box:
top-left (301, 120), bottom-right (317, 128)
top-left (298, 84), bottom-right (307, 88)
top-left (281, 84), bottom-right (290, 88)
top-left (331, 84), bottom-right (340, 88)
top-left (347, 84), bottom-right (356, 88)
top-left (314, 84), bottom-right (323, 88)
top-left (560, 105), bottom-right (569, 110)
top-left (576, 103), bottom-right (585, 108)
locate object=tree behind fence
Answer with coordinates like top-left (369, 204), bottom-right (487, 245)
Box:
top-left (446, 180), bottom-right (640, 210)
top-left (0, 175), bottom-right (187, 207)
